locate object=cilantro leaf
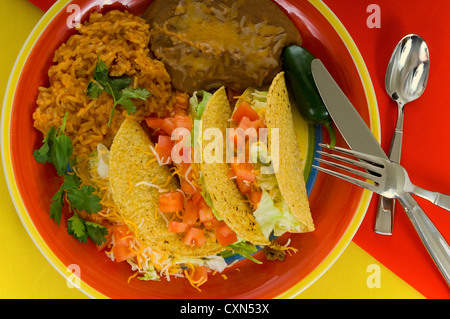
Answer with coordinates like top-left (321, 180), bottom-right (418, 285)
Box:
top-left (92, 58), bottom-right (109, 87)
top-left (108, 75), bottom-right (132, 94)
top-left (49, 187), bottom-right (65, 225)
top-left (85, 221), bottom-right (109, 246)
top-left (86, 81), bottom-right (103, 99)
top-left (33, 127), bottom-right (55, 163)
top-left (33, 113), bottom-right (73, 176)
top-left (51, 134), bottom-right (73, 176)
top-left (86, 57), bottom-right (151, 126)
top-left (67, 213), bottom-right (89, 243)
top-left (62, 173), bottom-right (81, 190)
top-left (116, 87), bottom-right (151, 114)
top-left (67, 213), bottom-right (108, 246)
top-left (67, 184), bottom-right (102, 215)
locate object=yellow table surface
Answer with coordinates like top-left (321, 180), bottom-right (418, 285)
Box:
top-left (0, 0), bottom-right (424, 299)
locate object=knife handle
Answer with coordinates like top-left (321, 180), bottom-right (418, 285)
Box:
top-left (397, 193), bottom-right (450, 286)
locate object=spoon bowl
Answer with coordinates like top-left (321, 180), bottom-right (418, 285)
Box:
top-left (385, 34), bottom-right (430, 107)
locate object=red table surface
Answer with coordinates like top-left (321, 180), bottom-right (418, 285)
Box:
top-left (28, 0), bottom-right (450, 298)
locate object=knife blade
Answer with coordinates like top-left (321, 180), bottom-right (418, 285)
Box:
top-left (309, 58), bottom-right (394, 234)
top-left (311, 58), bottom-right (450, 285)
top-left (311, 60), bottom-right (384, 158)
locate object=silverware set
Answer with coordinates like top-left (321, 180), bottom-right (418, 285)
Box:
top-left (311, 54), bottom-right (450, 286)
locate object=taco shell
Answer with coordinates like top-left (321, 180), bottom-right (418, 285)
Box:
top-left (200, 87), bottom-right (270, 245)
top-left (265, 72), bottom-right (314, 232)
top-left (109, 119), bottom-right (224, 258)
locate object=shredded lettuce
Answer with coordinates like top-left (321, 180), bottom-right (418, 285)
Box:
top-left (96, 143), bottom-right (110, 179)
top-left (198, 175), bottom-right (222, 220)
top-left (273, 201), bottom-right (302, 236)
top-left (249, 89), bottom-right (268, 113)
top-left (249, 142), bottom-right (271, 165)
top-left (253, 192), bottom-right (282, 238)
top-left (177, 255), bottom-right (228, 273)
top-left (190, 90), bottom-right (212, 152)
top-left (253, 191), bottom-right (302, 239)
top-left (137, 264), bottom-right (160, 281)
top-left (203, 255), bottom-right (228, 273)
top-left (190, 90), bottom-right (212, 120)
top-left (220, 240), bottom-right (262, 264)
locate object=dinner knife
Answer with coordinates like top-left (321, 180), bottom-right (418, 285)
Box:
top-left (311, 58), bottom-right (450, 286)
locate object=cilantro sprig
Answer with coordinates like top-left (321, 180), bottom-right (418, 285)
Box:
top-left (86, 57), bottom-right (151, 126)
top-left (33, 113), bottom-right (107, 246)
top-left (33, 113), bottom-right (73, 177)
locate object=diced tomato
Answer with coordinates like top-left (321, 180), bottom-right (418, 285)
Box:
top-left (230, 158), bottom-right (256, 182)
top-left (144, 116), bottom-right (175, 136)
top-left (191, 190), bottom-right (204, 207)
top-left (168, 221), bottom-right (189, 233)
top-left (250, 191), bottom-right (262, 209)
top-left (228, 126), bottom-right (254, 147)
top-left (176, 161), bottom-right (191, 175)
top-left (203, 215), bottom-right (219, 230)
top-left (161, 118), bottom-right (175, 136)
top-left (216, 221), bottom-right (238, 246)
top-left (171, 141), bottom-right (191, 165)
top-left (198, 199), bottom-right (214, 224)
top-left (146, 112), bottom-right (192, 138)
top-left (237, 116), bottom-right (265, 139)
top-left (232, 101), bottom-right (259, 123)
top-left (180, 178), bottom-right (196, 195)
top-left (112, 225), bottom-right (136, 263)
top-left (190, 266), bottom-right (208, 285)
top-left (113, 243), bottom-right (136, 263)
top-left (173, 114), bottom-right (193, 131)
top-left (236, 178), bottom-right (252, 194)
top-left (227, 168), bottom-right (236, 179)
top-left (228, 117), bottom-right (265, 148)
top-left (145, 117), bottom-right (164, 131)
top-left (159, 191), bottom-right (184, 213)
top-left (113, 224), bottom-right (131, 239)
top-left (183, 227), bottom-right (206, 247)
top-left (183, 198), bottom-right (198, 225)
top-left (155, 135), bottom-right (175, 163)
top-left (228, 127), bottom-right (239, 147)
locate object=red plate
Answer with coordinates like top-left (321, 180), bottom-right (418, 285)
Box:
top-left (2, 0), bottom-right (379, 298)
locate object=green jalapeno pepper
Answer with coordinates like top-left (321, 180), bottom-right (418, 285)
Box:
top-left (282, 45), bottom-right (336, 148)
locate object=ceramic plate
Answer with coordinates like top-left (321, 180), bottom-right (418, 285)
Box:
top-left (1, 0), bottom-right (379, 298)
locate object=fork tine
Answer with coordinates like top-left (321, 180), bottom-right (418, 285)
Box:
top-left (312, 164), bottom-right (379, 193)
top-left (314, 156), bottom-right (380, 182)
top-left (319, 143), bottom-right (385, 167)
top-left (316, 150), bottom-right (384, 176)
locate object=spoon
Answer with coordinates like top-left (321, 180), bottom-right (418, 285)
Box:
top-left (374, 34), bottom-right (430, 235)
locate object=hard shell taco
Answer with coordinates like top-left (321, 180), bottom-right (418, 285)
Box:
top-left (109, 118), bottom-right (226, 258)
top-left (200, 72), bottom-right (314, 244)
top-left (198, 87), bottom-right (270, 246)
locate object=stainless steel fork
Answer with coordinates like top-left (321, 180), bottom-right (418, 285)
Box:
top-left (313, 144), bottom-right (450, 212)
